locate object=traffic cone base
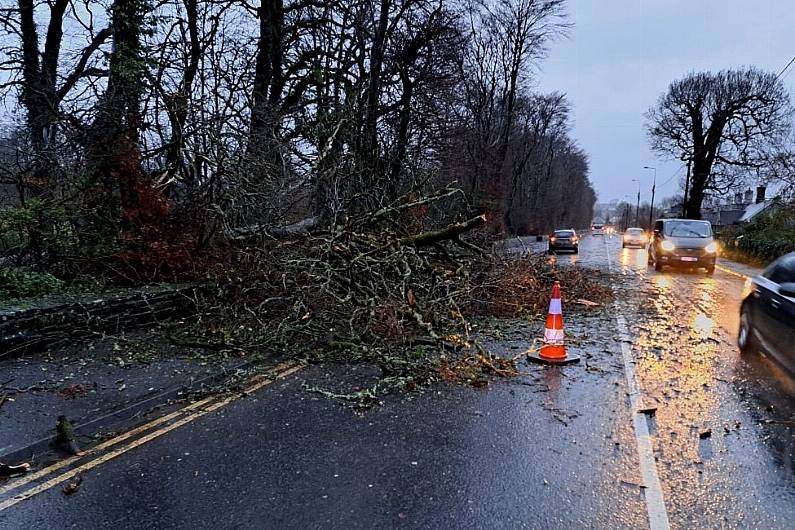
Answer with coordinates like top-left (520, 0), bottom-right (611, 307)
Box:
top-left (527, 345), bottom-right (580, 365)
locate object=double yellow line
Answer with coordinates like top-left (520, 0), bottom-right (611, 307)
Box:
top-left (0, 362), bottom-right (302, 513)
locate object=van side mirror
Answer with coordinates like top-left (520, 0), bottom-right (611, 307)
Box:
top-left (779, 282), bottom-right (795, 298)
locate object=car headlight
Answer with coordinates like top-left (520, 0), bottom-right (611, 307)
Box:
top-left (705, 242), bottom-right (718, 253)
top-left (661, 240), bottom-right (676, 252)
top-left (550, 237), bottom-right (556, 243)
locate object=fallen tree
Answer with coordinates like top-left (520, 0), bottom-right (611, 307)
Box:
top-left (168, 191), bottom-right (610, 406)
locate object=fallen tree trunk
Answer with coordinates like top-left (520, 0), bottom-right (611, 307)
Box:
top-left (229, 216), bottom-right (319, 241)
top-left (398, 215), bottom-right (486, 247)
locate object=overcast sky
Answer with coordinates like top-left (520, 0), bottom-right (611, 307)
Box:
top-left (535, 0), bottom-right (795, 205)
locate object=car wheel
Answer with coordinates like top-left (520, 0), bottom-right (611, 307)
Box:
top-left (738, 304), bottom-right (756, 354)
top-left (706, 265), bottom-right (715, 275)
top-left (573, 246), bottom-right (579, 254)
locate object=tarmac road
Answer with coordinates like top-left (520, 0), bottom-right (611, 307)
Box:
top-left (1, 235), bottom-right (793, 529)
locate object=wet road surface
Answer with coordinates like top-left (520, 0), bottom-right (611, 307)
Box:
top-left (607, 236), bottom-right (795, 529)
top-left (1, 235), bottom-right (793, 529)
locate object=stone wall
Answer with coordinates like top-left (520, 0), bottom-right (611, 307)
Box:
top-left (0, 284), bottom-right (199, 355)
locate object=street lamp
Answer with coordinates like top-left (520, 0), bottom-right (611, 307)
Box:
top-left (643, 166), bottom-right (656, 228)
top-left (631, 179), bottom-right (640, 226)
top-left (621, 196), bottom-right (631, 231)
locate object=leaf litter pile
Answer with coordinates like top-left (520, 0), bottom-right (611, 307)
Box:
top-left (174, 194), bottom-right (612, 408)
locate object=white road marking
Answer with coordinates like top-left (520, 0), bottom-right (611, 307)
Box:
top-left (605, 239), bottom-right (671, 530)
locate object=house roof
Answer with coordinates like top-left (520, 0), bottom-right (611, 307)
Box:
top-left (739, 200), bottom-right (774, 223)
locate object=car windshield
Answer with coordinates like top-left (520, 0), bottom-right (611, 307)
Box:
top-left (664, 221), bottom-right (711, 238)
top-left (627, 228), bottom-right (643, 235)
top-left (555, 230), bottom-right (574, 237)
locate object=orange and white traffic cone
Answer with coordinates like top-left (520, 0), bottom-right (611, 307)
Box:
top-left (528, 281), bottom-right (580, 365)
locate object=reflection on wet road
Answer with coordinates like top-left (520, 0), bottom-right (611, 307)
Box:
top-left (604, 235), bottom-right (795, 529)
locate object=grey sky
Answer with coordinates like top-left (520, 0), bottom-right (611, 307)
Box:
top-left (536, 0), bottom-right (795, 204)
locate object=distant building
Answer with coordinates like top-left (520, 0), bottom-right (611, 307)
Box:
top-left (702, 185), bottom-right (779, 227)
top-left (593, 202), bottom-right (622, 225)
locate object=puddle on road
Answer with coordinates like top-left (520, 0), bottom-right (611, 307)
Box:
top-left (619, 247), bottom-right (649, 273)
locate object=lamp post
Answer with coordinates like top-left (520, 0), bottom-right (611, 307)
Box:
top-left (621, 194), bottom-right (631, 231)
top-left (631, 179), bottom-right (640, 226)
top-left (643, 166), bottom-right (656, 229)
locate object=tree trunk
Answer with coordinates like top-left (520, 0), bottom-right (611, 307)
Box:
top-left (362, 0), bottom-right (391, 175)
top-left (387, 69), bottom-right (414, 202)
top-left (164, 0), bottom-right (200, 184)
top-left (84, 0), bottom-right (156, 240)
top-left (248, 0), bottom-right (284, 173)
top-left (17, 0), bottom-right (69, 198)
top-left (684, 175), bottom-right (705, 220)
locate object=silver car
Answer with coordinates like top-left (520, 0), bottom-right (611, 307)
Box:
top-left (622, 227), bottom-right (647, 248)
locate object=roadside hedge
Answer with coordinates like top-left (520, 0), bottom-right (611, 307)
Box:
top-left (716, 205), bottom-right (795, 265)
top-left (0, 267), bottom-right (65, 299)
top-left (734, 236), bottom-right (795, 262)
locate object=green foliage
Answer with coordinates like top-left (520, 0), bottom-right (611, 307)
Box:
top-left (719, 205), bottom-right (795, 263)
top-left (0, 267), bottom-right (64, 299)
top-left (0, 200), bottom-right (71, 261)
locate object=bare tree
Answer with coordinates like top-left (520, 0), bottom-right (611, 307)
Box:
top-left (459, 0), bottom-right (567, 228)
top-left (0, 1), bottom-right (111, 198)
top-left (647, 67), bottom-right (793, 219)
top-left (0, 0), bottom-right (597, 265)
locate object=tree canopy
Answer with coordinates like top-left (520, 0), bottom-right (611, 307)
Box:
top-left (646, 67), bottom-right (792, 219)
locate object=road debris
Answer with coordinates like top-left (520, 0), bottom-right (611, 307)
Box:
top-left (572, 298), bottom-right (601, 307)
top-left (56, 415), bottom-right (85, 456)
top-left (62, 475), bottom-right (83, 495)
top-left (0, 462), bottom-right (31, 477)
top-left (59, 384), bottom-right (88, 400)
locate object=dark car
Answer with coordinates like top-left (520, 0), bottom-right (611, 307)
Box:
top-left (648, 219), bottom-right (718, 274)
top-left (548, 229), bottom-right (579, 254)
top-left (738, 253), bottom-right (795, 371)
